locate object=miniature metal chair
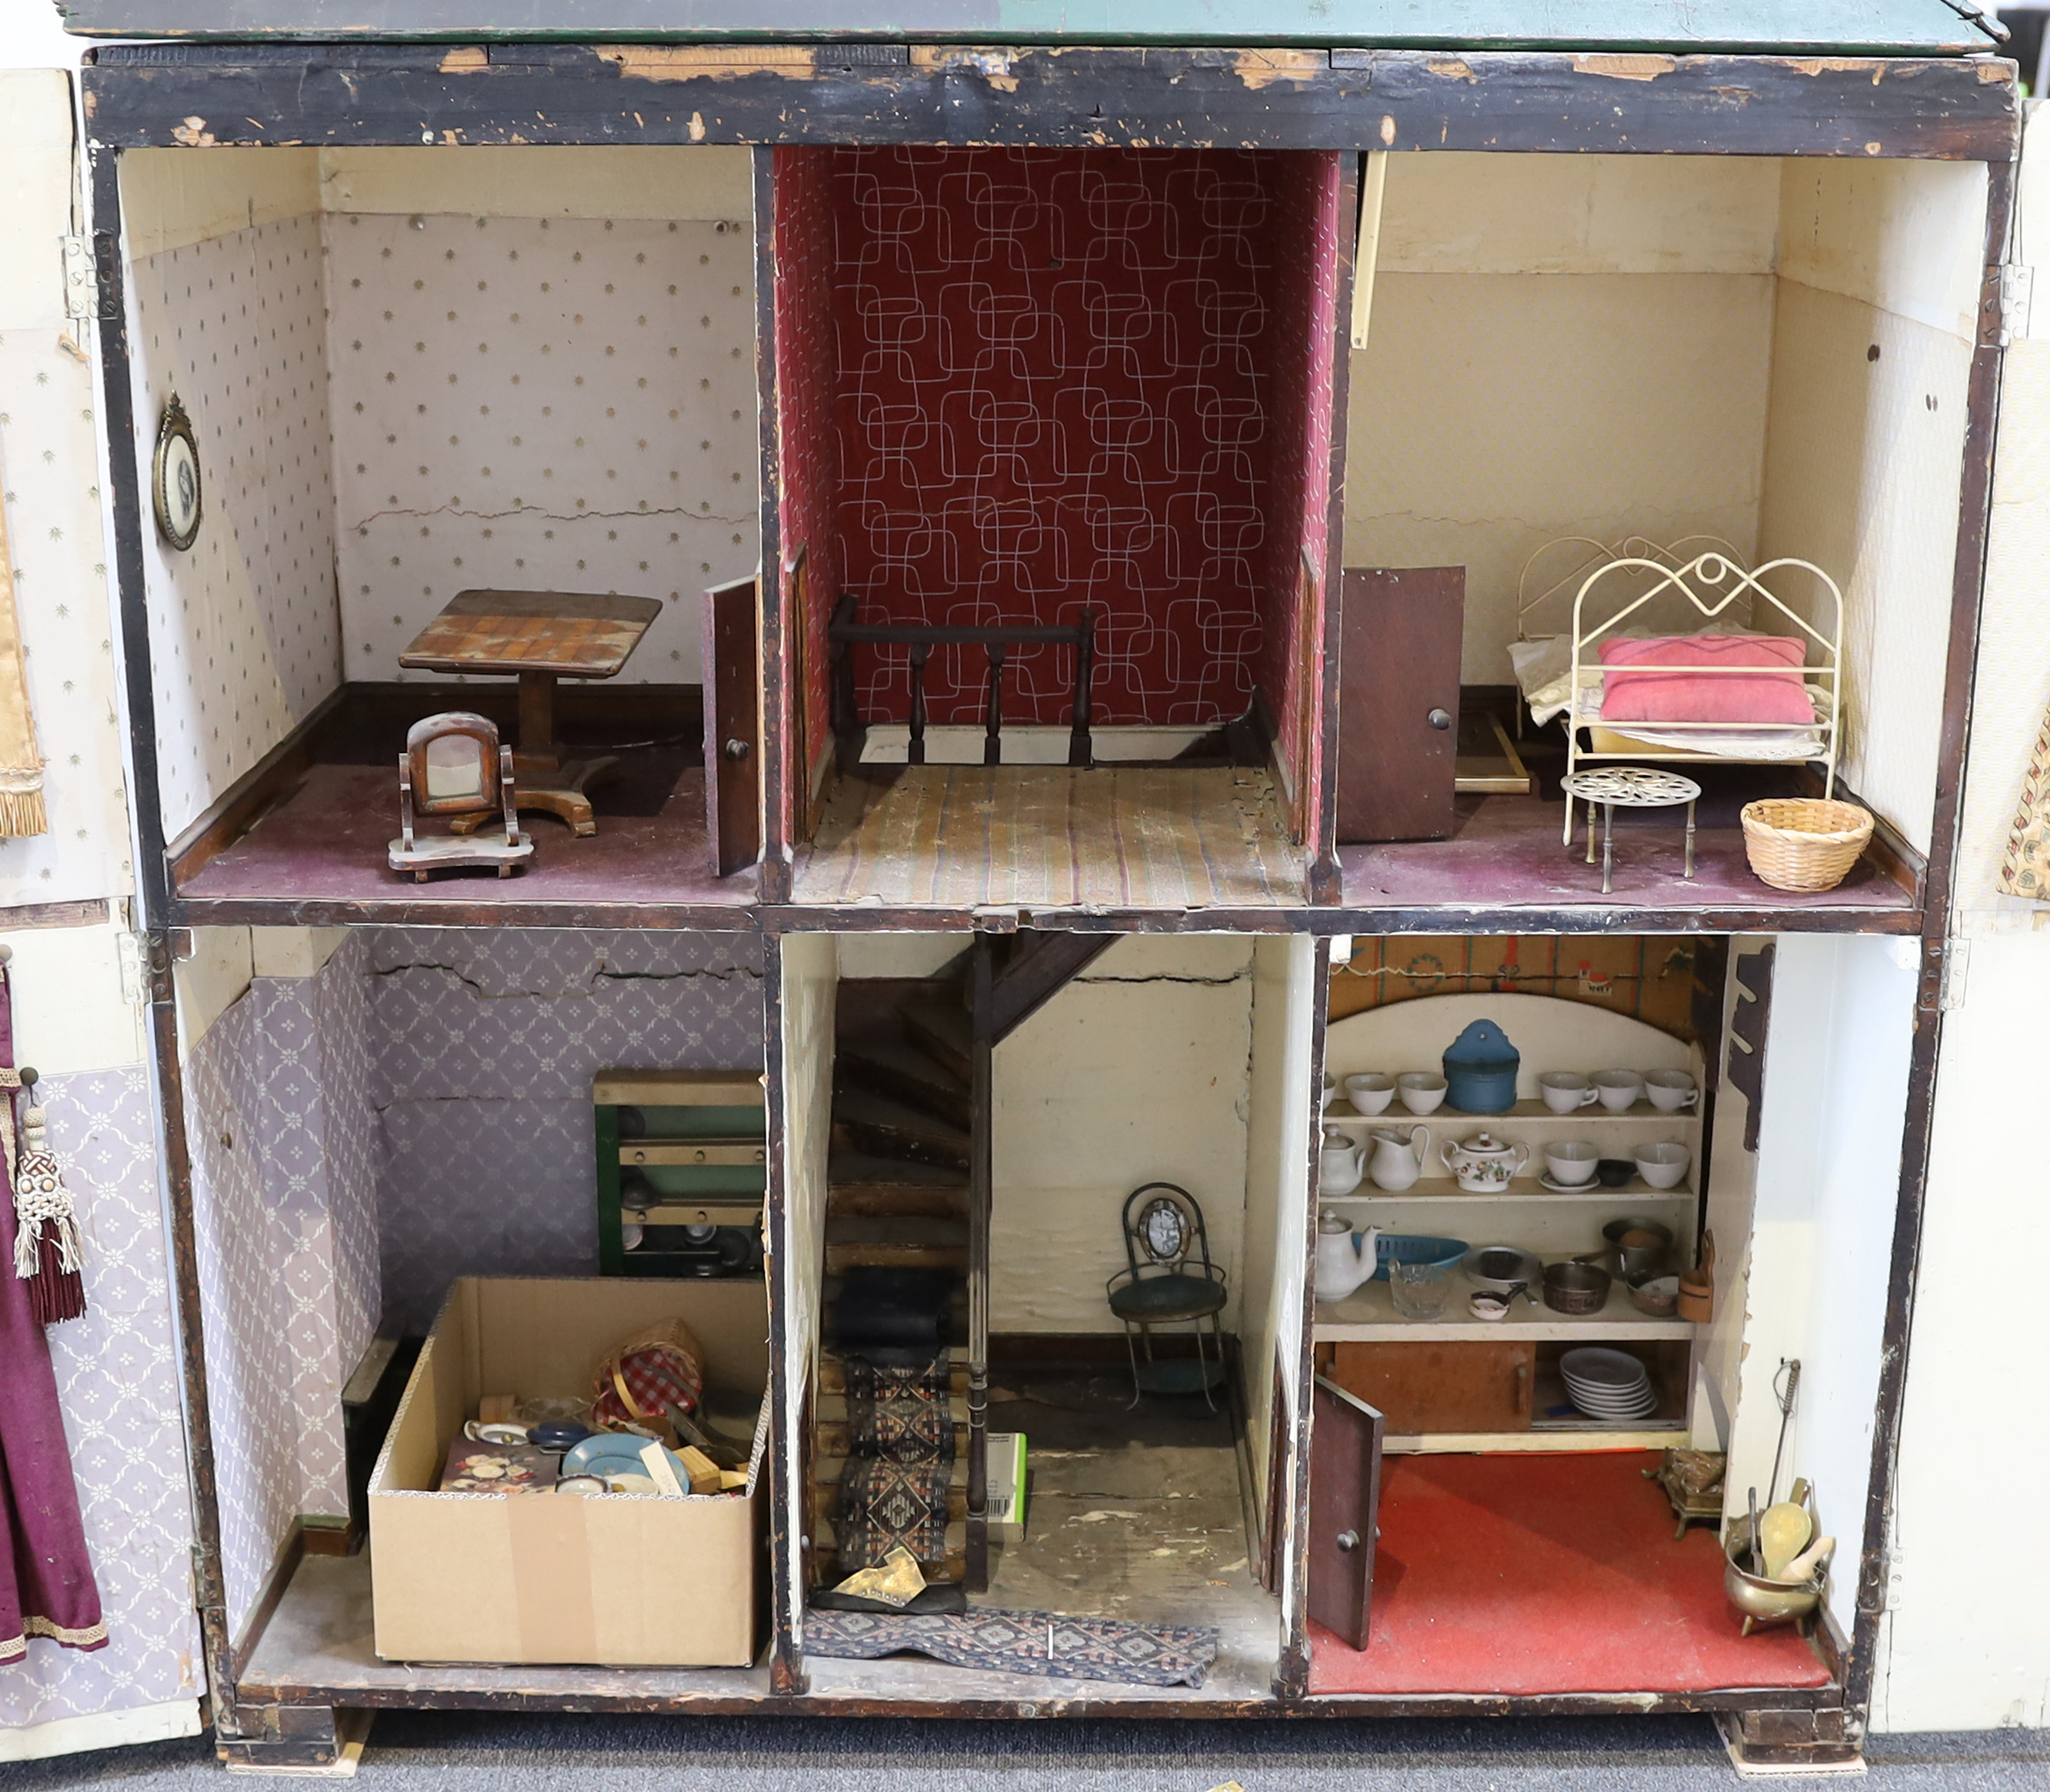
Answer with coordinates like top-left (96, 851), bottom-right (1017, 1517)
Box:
top-left (1105, 1182), bottom-right (1229, 1409)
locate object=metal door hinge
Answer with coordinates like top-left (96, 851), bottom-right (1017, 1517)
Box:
top-left (2001, 264), bottom-right (2033, 346)
top-left (61, 234), bottom-right (119, 323)
top-left (1918, 940), bottom-right (1967, 1015)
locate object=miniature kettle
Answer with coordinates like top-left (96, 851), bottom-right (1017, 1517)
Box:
top-left (1314, 1209), bottom-right (1385, 1304)
top-left (1440, 1131), bottom-right (1531, 1191)
top-left (1319, 1127), bottom-right (1368, 1196)
top-left (1367, 1125), bottom-right (1432, 1192)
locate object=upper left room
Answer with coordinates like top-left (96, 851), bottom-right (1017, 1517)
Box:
top-left (114, 145), bottom-right (765, 921)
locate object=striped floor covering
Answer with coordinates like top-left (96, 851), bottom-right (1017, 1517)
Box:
top-left (793, 766), bottom-right (1306, 909)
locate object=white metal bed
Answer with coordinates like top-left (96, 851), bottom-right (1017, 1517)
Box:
top-left (1510, 540), bottom-right (1843, 843)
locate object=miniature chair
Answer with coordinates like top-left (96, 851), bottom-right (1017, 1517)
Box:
top-left (388, 711), bottom-right (533, 882)
top-left (1106, 1182), bottom-right (1229, 1409)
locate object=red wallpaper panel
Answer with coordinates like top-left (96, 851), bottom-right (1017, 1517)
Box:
top-left (1251, 152), bottom-right (1346, 838)
top-left (825, 146), bottom-right (1310, 730)
top-left (772, 149), bottom-right (845, 838)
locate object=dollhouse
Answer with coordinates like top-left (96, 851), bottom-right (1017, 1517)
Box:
top-left (44, 1), bottom-right (2019, 1772)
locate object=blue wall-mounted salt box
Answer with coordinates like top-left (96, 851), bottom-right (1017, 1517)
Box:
top-left (1443, 1020), bottom-right (1520, 1114)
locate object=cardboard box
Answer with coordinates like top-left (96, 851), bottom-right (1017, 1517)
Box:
top-left (369, 1277), bottom-right (769, 1667)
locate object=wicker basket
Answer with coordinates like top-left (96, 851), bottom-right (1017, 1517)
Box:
top-left (1739, 798), bottom-right (1874, 893)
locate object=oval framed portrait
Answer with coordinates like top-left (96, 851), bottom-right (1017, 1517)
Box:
top-left (153, 396), bottom-right (202, 551)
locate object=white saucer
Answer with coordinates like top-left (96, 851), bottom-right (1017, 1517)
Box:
top-left (1539, 1171), bottom-right (1604, 1193)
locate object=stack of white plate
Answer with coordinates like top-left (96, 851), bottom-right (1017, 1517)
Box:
top-left (1559, 1347), bottom-right (1658, 1422)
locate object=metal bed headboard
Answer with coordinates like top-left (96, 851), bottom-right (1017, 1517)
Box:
top-left (1559, 551), bottom-right (1843, 840)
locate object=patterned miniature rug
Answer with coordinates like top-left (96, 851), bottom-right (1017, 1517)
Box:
top-left (804, 1606), bottom-right (1220, 1688)
top-left (835, 1347), bottom-right (956, 1571)
top-left (843, 1352), bottom-right (957, 1464)
top-left (835, 1459), bottom-right (954, 1570)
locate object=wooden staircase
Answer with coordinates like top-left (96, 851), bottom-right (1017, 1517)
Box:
top-left (811, 931), bottom-right (1118, 1593)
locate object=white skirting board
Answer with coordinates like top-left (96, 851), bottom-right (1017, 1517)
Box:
top-left (0, 1698), bottom-right (201, 1762)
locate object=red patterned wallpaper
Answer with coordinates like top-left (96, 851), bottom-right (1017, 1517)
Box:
top-left (1250, 152), bottom-right (1345, 838)
top-left (772, 149), bottom-right (845, 838)
top-left (818, 146), bottom-right (1327, 730)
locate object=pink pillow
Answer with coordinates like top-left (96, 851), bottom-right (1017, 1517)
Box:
top-left (1598, 634), bottom-right (1812, 726)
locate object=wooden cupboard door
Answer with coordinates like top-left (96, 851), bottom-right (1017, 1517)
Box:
top-left (1327, 1341), bottom-right (1535, 1435)
top-left (1310, 1376), bottom-right (1385, 1651)
top-left (1335, 566), bottom-right (1466, 844)
top-left (702, 575), bottom-right (761, 877)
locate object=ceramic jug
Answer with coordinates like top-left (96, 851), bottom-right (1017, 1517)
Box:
top-left (1313, 1210), bottom-right (1385, 1304)
top-left (1318, 1128), bottom-right (1368, 1196)
top-left (1440, 1131), bottom-right (1532, 1191)
top-left (1367, 1124), bottom-right (1432, 1192)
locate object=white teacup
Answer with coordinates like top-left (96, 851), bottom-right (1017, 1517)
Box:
top-left (1544, 1140), bottom-right (1600, 1186)
top-left (1538, 1072), bottom-right (1600, 1115)
top-left (1646, 1069), bottom-right (1699, 1112)
top-left (1593, 1069), bottom-right (1645, 1113)
top-left (1398, 1073), bottom-right (1448, 1116)
top-left (1634, 1142), bottom-right (1692, 1190)
top-left (1344, 1073), bottom-right (1397, 1116)
top-left (1322, 1077), bottom-right (1339, 1110)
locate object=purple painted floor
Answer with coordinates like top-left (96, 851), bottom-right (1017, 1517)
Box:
top-left (1340, 795), bottom-right (1915, 918)
top-left (179, 763), bottom-right (756, 917)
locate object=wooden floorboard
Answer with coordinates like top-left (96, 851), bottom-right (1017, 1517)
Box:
top-left (795, 767), bottom-right (1306, 910)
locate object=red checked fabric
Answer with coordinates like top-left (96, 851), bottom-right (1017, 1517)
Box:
top-left (590, 1320), bottom-right (705, 1428)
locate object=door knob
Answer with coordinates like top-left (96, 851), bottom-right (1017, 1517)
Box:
top-left (1336, 1529), bottom-right (1361, 1553)
top-left (723, 738), bottom-right (751, 760)
top-left (1427, 708), bottom-right (1452, 730)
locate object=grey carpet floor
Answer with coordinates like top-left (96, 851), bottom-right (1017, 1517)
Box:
top-left (7, 1716), bottom-right (2050, 1789)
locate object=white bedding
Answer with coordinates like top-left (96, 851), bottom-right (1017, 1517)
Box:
top-left (1510, 634), bottom-right (1832, 763)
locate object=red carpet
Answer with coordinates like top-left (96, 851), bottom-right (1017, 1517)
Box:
top-left (1308, 1450), bottom-right (1834, 1696)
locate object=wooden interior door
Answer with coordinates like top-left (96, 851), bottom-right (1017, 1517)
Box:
top-left (1310, 1376), bottom-right (1385, 1651)
top-left (1327, 1340), bottom-right (1534, 1435)
top-left (1336, 566), bottom-right (1466, 843)
top-left (702, 575), bottom-right (761, 877)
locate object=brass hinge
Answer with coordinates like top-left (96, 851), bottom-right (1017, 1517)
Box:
top-left (60, 234), bottom-right (119, 323)
top-left (2000, 263), bottom-right (2034, 347)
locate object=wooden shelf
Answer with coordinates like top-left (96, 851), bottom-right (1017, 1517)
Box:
top-left (1320, 1176), bottom-right (1693, 1204)
top-left (1313, 1273), bottom-right (1695, 1342)
top-left (1383, 1426), bottom-right (1691, 1456)
top-left (1322, 1098), bottom-right (1698, 1125)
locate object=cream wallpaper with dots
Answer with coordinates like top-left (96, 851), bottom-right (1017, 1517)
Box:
top-left (127, 214), bottom-right (343, 842)
top-left (325, 211), bottom-right (760, 687)
top-left (0, 67), bottom-right (135, 904)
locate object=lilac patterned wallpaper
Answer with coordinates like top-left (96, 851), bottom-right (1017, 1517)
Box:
top-left (185, 936), bottom-right (379, 1642)
top-left (364, 928), bottom-right (765, 1330)
top-left (0, 1067), bottom-right (201, 1731)
top-left (185, 926), bottom-right (769, 1635)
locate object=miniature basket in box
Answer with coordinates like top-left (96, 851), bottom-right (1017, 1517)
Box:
top-left (1739, 798), bottom-right (1873, 893)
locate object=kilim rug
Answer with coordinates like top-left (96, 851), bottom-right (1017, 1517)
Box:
top-left (842, 1352), bottom-right (957, 1465)
top-left (835, 1459), bottom-right (954, 1570)
top-left (804, 1607), bottom-right (1220, 1688)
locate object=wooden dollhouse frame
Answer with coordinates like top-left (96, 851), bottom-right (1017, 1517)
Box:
top-left (67, 15), bottom-right (2017, 1775)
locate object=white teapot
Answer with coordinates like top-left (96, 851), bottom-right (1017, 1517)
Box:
top-left (1367, 1125), bottom-right (1432, 1192)
top-left (1314, 1210), bottom-right (1385, 1304)
top-left (1440, 1131), bottom-right (1531, 1191)
top-left (1319, 1127), bottom-right (1368, 1196)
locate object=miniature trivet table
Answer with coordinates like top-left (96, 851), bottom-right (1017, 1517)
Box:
top-left (397, 588), bottom-right (662, 837)
top-left (1561, 767), bottom-right (1701, 894)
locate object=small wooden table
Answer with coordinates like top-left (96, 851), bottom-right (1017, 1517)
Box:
top-left (397, 589), bottom-right (662, 837)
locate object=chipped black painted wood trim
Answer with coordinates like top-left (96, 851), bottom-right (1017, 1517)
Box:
top-left (79, 47), bottom-right (2019, 162)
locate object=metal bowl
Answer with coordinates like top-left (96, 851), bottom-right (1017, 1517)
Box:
top-left (1542, 1259), bottom-right (1612, 1314)
top-left (1724, 1520), bottom-right (1832, 1636)
top-left (1628, 1273), bottom-right (1680, 1318)
top-left (1463, 1245), bottom-right (1541, 1296)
